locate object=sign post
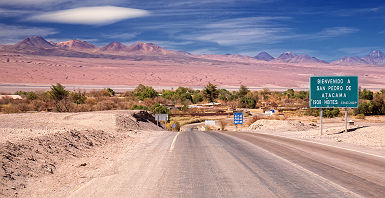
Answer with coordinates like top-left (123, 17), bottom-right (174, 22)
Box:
top-left (234, 112), bottom-right (243, 131)
top-left (155, 114), bottom-right (168, 127)
top-left (310, 76), bottom-right (358, 135)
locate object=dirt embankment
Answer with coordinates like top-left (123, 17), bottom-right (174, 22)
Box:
top-left (0, 110), bottom-right (163, 197)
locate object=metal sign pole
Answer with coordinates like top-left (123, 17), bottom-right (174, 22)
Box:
top-left (345, 108), bottom-right (348, 133)
top-left (320, 108), bottom-right (323, 135)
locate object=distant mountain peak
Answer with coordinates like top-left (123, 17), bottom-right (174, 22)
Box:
top-left (100, 41), bottom-right (127, 51)
top-left (274, 52), bottom-right (327, 64)
top-left (331, 56), bottom-right (368, 65)
top-left (363, 50), bottom-right (385, 65)
top-left (56, 39), bottom-right (95, 49)
top-left (14, 36), bottom-right (54, 49)
top-left (127, 41), bottom-right (173, 55)
top-left (254, 51), bottom-right (274, 61)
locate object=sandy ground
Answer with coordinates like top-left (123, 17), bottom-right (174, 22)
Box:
top-left (246, 115), bottom-right (385, 153)
top-left (0, 110), bottom-right (165, 198)
top-left (1, 53), bottom-right (385, 92)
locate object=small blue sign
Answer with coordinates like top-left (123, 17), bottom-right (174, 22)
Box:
top-left (234, 112), bottom-right (243, 125)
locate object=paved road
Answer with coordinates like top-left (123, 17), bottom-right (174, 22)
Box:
top-left (69, 131), bottom-right (385, 198)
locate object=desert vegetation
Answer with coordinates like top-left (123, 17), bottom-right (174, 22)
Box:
top-left (0, 83), bottom-right (384, 119)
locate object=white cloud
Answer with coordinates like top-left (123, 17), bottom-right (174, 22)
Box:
top-left (103, 32), bottom-right (139, 40)
top-left (315, 27), bottom-right (358, 38)
top-left (179, 17), bottom-right (294, 46)
top-left (188, 48), bottom-right (221, 55)
top-left (0, 0), bottom-right (61, 6)
top-left (0, 24), bottom-right (58, 44)
top-left (28, 6), bottom-right (150, 25)
top-left (336, 47), bottom-right (381, 56)
top-left (0, 8), bottom-right (35, 17)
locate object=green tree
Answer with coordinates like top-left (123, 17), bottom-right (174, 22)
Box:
top-left (192, 93), bottom-right (203, 104)
top-left (360, 88), bottom-right (373, 100)
top-left (238, 85), bottom-right (250, 97)
top-left (202, 82), bottom-right (219, 103)
top-left (106, 88), bottom-right (115, 96)
top-left (260, 88), bottom-right (271, 101)
top-left (218, 89), bottom-right (231, 101)
top-left (49, 83), bottom-right (69, 101)
top-left (71, 91), bottom-right (87, 104)
top-left (295, 91), bottom-right (309, 100)
top-left (134, 84), bottom-right (158, 100)
top-left (150, 103), bottom-right (170, 114)
top-left (284, 89), bottom-right (295, 98)
top-left (49, 83), bottom-right (69, 112)
top-left (239, 96), bottom-right (256, 109)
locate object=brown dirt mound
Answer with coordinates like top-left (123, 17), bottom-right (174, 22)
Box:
top-left (0, 129), bottom-right (115, 197)
top-left (116, 110), bottom-right (163, 131)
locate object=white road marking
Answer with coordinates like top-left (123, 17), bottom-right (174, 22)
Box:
top-left (169, 132), bottom-right (180, 152)
top-left (222, 133), bottom-right (363, 198)
top-left (264, 147), bottom-right (363, 198)
top-left (254, 132), bottom-right (385, 160)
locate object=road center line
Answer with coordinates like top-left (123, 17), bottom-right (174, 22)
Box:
top-left (169, 132), bottom-right (180, 152)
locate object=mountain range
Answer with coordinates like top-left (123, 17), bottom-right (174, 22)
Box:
top-left (1, 36), bottom-right (385, 66)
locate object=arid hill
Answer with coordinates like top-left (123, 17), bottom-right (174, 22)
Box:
top-left (0, 36), bottom-right (385, 90)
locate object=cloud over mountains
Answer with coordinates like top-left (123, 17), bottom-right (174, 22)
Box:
top-left (28, 6), bottom-right (150, 25)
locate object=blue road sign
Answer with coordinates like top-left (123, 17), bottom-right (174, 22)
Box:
top-left (234, 112), bottom-right (243, 125)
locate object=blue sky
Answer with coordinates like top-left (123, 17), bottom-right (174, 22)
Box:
top-left (0, 0), bottom-right (385, 61)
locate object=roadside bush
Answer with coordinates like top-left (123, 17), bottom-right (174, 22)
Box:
top-left (359, 88), bottom-right (373, 100)
top-left (202, 82), bottom-right (219, 103)
top-left (354, 114), bottom-right (365, 119)
top-left (131, 104), bottom-right (149, 110)
top-left (218, 119), bottom-right (227, 130)
top-left (2, 104), bottom-right (20, 113)
top-left (16, 91), bottom-right (38, 100)
top-left (106, 88), bottom-right (115, 96)
top-left (71, 91), bottom-right (87, 104)
top-left (323, 108), bottom-right (340, 118)
top-left (192, 93), bottom-right (203, 104)
top-left (134, 84), bottom-right (158, 100)
top-left (150, 103), bottom-right (170, 114)
top-left (30, 100), bottom-right (48, 111)
top-left (166, 121), bottom-right (181, 131)
top-left (95, 100), bottom-right (116, 111)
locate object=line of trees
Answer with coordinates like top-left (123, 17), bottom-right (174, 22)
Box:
top-left (1, 83), bottom-right (384, 117)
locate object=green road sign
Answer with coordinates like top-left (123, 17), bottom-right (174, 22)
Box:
top-left (310, 76), bottom-right (358, 108)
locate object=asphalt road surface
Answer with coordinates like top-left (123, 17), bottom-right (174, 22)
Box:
top-left (68, 131), bottom-right (385, 198)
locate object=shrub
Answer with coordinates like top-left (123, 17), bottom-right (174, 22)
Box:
top-left (49, 83), bottom-right (69, 101)
top-left (71, 91), bottom-right (87, 104)
top-left (239, 93), bottom-right (257, 109)
top-left (2, 104), bottom-right (20, 114)
top-left (238, 85), bottom-right (250, 97)
top-left (134, 84), bottom-right (158, 100)
top-left (106, 88), bottom-right (115, 96)
top-left (324, 108), bottom-right (340, 118)
top-left (192, 93), bottom-right (203, 104)
top-left (166, 121), bottom-right (181, 131)
top-left (354, 114), bottom-right (365, 119)
top-left (218, 119), bottom-right (227, 130)
top-left (359, 88), bottom-right (373, 100)
top-left (202, 82), bottom-right (219, 103)
top-left (150, 103), bottom-right (170, 114)
top-left (131, 104), bottom-right (149, 110)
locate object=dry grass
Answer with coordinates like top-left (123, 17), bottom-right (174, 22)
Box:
top-left (171, 116), bottom-right (206, 126)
